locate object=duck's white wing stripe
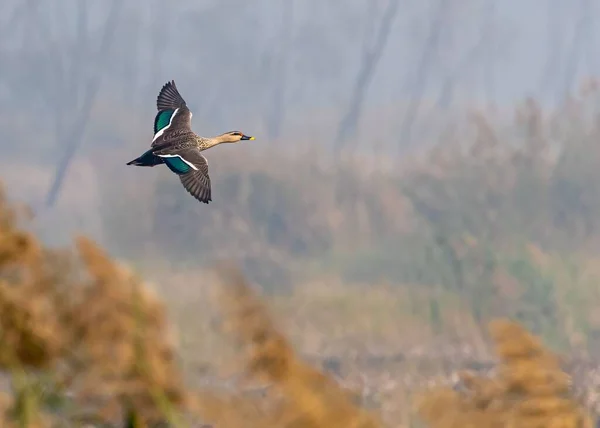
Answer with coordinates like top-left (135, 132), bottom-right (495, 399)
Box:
top-left (156, 153), bottom-right (199, 171)
top-left (152, 108), bottom-right (179, 143)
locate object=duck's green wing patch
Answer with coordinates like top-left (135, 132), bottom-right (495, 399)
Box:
top-left (161, 154), bottom-right (194, 174)
top-left (152, 81), bottom-right (193, 144)
top-left (154, 109), bottom-right (176, 134)
top-left (151, 107), bottom-right (192, 144)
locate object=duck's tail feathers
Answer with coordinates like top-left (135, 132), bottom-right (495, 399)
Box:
top-left (126, 158), bottom-right (146, 166)
top-left (126, 149), bottom-right (163, 167)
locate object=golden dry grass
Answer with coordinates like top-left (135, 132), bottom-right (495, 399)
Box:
top-left (188, 262), bottom-right (382, 428)
top-left (0, 183), bottom-right (188, 426)
top-left (415, 319), bottom-right (595, 428)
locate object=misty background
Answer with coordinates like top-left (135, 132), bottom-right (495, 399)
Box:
top-left (5, 2), bottom-right (600, 424)
top-left (2, 0), bottom-right (600, 297)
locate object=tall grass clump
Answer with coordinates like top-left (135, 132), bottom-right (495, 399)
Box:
top-left (415, 318), bottom-right (594, 428)
top-left (189, 262), bottom-right (382, 428)
top-left (0, 183), bottom-right (188, 426)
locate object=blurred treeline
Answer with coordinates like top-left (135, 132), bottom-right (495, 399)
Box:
top-left (92, 88), bottom-right (600, 356)
top-left (4, 81), bottom-right (600, 358)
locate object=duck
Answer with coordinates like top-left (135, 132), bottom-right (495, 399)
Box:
top-left (126, 80), bottom-right (255, 204)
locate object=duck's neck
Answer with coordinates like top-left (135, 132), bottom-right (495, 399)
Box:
top-left (198, 134), bottom-right (232, 150)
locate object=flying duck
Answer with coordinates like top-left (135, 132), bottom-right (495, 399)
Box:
top-left (127, 80), bottom-right (255, 203)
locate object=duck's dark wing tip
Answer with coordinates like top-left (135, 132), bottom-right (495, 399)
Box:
top-left (180, 169), bottom-right (212, 203)
top-left (171, 150), bottom-right (212, 204)
top-left (157, 80), bottom-right (187, 111)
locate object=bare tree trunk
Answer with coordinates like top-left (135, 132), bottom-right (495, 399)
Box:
top-left (150, 0), bottom-right (171, 90)
top-left (434, 0), bottom-right (495, 113)
top-left (481, 0), bottom-right (496, 110)
top-left (0, 0), bottom-right (29, 41)
top-left (581, 0), bottom-right (597, 78)
top-left (45, 0), bottom-right (123, 208)
top-left (333, 0), bottom-right (400, 152)
top-left (434, 43), bottom-right (485, 112)
top-left (0, 0), bottom-right (33, 113)
top-left (560, 0), bottom-right (588, 103)
top-left (265, 0), bottom-right (294, 141)
top-left (538, 0), bottom-right (564, 103)
top-left (397, 0), bottom-right (448, 153)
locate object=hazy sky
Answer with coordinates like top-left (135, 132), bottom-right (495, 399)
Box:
top-left (2, 0), bottom-right (598, 116)
top-left (1, 0), bottom-right (599, 248)
top-left (1, 0), bottom-right (599, 157)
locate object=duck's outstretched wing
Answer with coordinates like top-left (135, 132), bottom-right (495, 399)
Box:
top-left (157, 80), bottom-right (187, 110)
top-left (152, 80), bottom-right (193, 146)
top-left (156, 147), bottom-right (212, 204)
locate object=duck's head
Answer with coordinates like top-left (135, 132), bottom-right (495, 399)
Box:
top-left (219, 131), bottom-right (255, 143)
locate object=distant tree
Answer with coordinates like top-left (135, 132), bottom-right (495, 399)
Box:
top-left (333, 0), bottom-right (400, 152)
top-left (396, 0), bottom-right (448, 152)
top-left (44, 0), bottom-right (123, 207)
top-left (263, 0), bottom-right (294, 141)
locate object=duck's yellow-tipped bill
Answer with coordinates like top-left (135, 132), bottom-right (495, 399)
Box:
top-left (241, 134), bottom-right (255, 141)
